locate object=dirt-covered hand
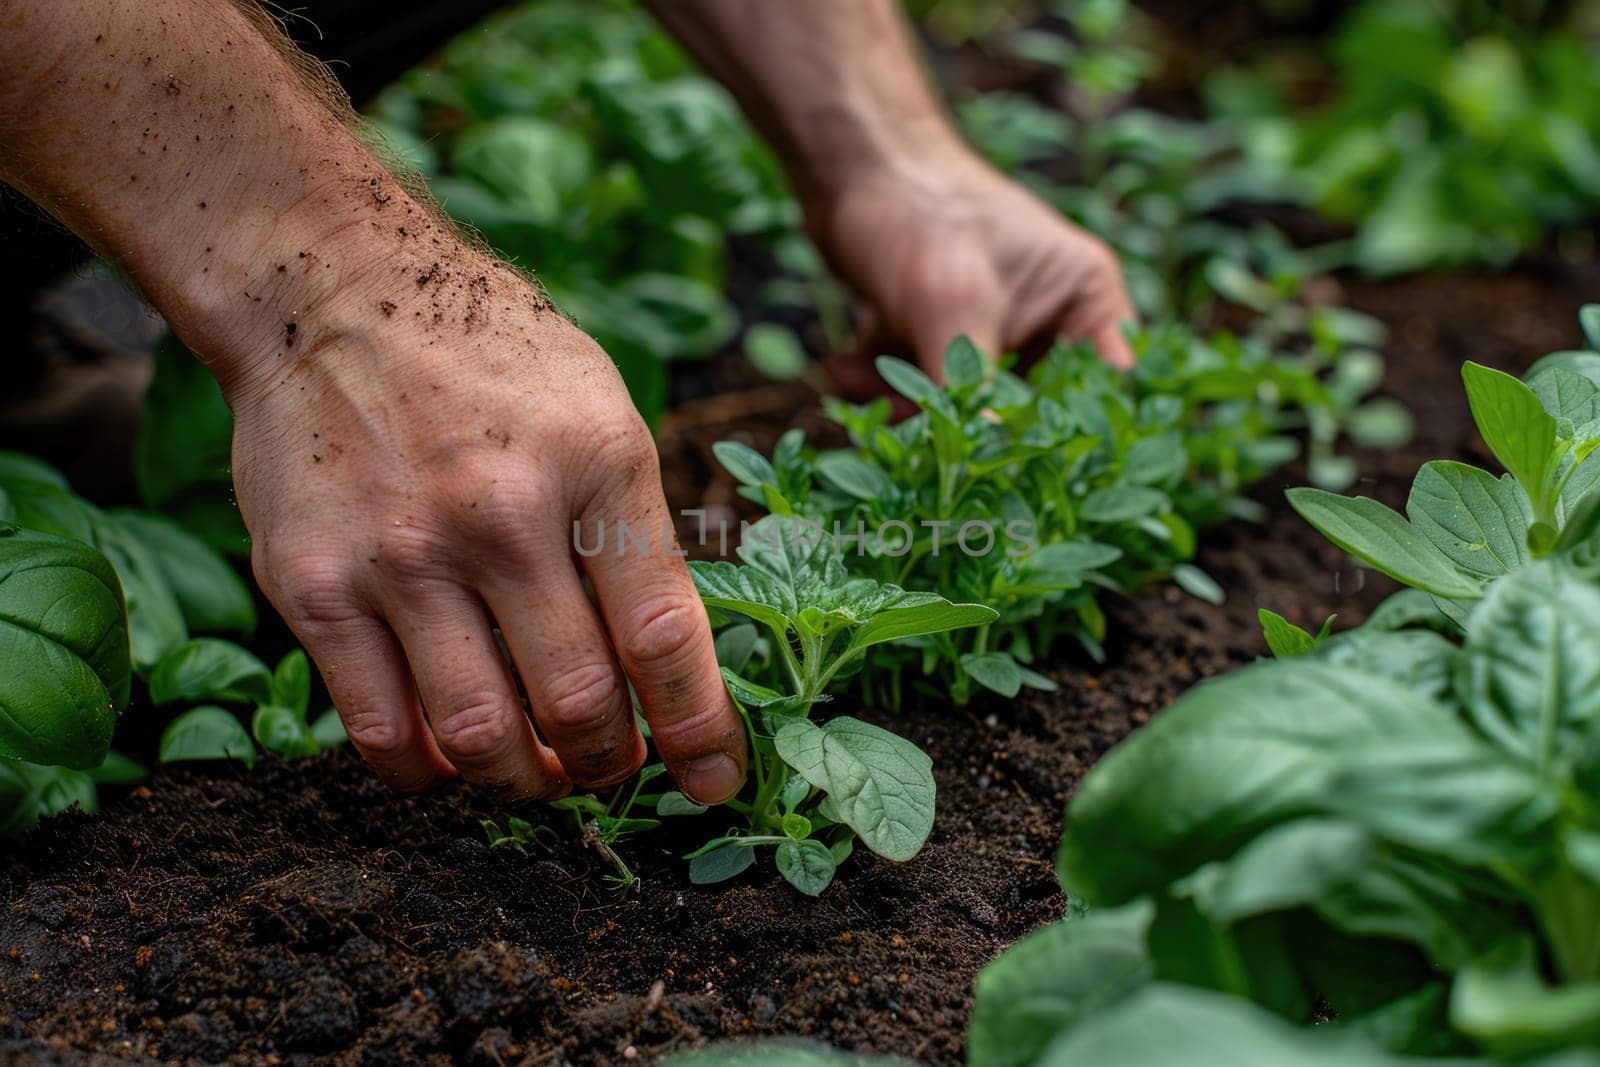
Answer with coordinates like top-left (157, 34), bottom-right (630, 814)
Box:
top-left (221, 244), bottom-right (746, 805)
top-left (812, 147), bottom-right (1137, 390)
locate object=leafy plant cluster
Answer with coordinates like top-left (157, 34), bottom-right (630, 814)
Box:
top-left (1210, 0), bottom-right (1600, 276)
top-left (0, 449), bottom-right (339, 838)
top-left (364, 0), bottom-right (820, 423)
top-left (529, 514), bottom-right (995, 895)
top-left (709, 326), bottom-right (1406, 708)
top-left (956, 0), bottom-right (1356, 330)
top-left (960, 307), bottom-right (1600, 1064)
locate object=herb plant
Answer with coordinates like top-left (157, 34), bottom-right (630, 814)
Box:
top-left (1289, 304), bottom-right (1600, 622)
top-left (962, 313), bottom-right (1600, 1063)
top-left (556, 515), bottom-right (994, 896)
top-left (1211, 0), bottom-right (1600, 275)
top-left (712, 327), bottom-right (1403, 706)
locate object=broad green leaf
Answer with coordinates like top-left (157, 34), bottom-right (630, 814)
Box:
top-left (844, 600), bottom-right (996, 656)
top-left (1583, 305), bottom-right (1600, 351)
top-left (657, 790), bottom-right (708, 816)
top-left (0, 527), bottom-right (128, 769)
top-left (88, 512), bottom-right (188, 672)
top-left (106, 511), bottom-right (255, 635)
top-left (0, 759), bottom-right (98, 837)
top-left (1258, 609), bottom-right (1316, 658)
top-left (1459, 560), bottom-right (1600, 770)
top-left (1404, 462), bottom-right (1531, 580)
top-left (775, 838), bottom-right (836, 896)
top-left (252, 705), bottom-right (320, 758)
top-left (968, 900), bottom-right (1155, 1067)
top-left (272, 650), bottom-right (312, 718)
top-left (1059, 661), bottom-right (1478, 905)
top-left (1317, 629), bottom-right (1459, 701)
top-left (1020, 542), bottom-right (1123, 588)
top-left (148, 638), bottom-right (272, 706)
top-left (943, 335), bottom-right (987, 391)
top-left (961, 651), bottom-right (1024, 698)
top-left (774, 717), bottom-right (935, 861)
top-left (1287, 488), bottom-right (1484, 599)
top-left (712, 441), bottom-right (775, 488)
top-left (1327, 735), bottom-right (1555, 867)
top-left (159, 705), bottom-right (256, 767)
top-left (1180, 818), bottom-right (1373, 925)
top-left (1036, 982), bottom-right (1427, 1066)
top-left (1462, 361), bottom-right (1557, 503)
top-left (688, 841), bottom-right (755, 885)
top-left (1362, 588), bottom-right (1457, 634)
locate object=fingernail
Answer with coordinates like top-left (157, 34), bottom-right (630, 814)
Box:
top-left (684, 754), bottom-right (741, 805)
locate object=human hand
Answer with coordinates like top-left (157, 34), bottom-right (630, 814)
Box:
top-left (808, 145), bottom-right (1136, 393)
top-left (217, 241), bottom-right (746, 805)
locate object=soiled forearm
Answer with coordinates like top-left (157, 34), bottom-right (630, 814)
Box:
top-left (0, 0), bottom-right (451, 397)
top-left (643, 0), bottom-right (967, 208)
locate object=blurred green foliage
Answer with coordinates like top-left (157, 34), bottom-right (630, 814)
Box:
top-left (1211, 0), bottom-right (1600, 275)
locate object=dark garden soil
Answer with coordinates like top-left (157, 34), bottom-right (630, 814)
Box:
top-left (1, 259), bottom-right (1595, 1066)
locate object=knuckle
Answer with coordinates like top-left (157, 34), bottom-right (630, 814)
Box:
top-left (623, 599), bottom-right (704, 671)
top-left (583, 420), bottom-right (659, 491)
top-left (431, 698), bottom-right (519, 762)
top-left (258, 548), bottom-right (362, 630)
top-left (341, 707), bottom-right (408, 759)
top-left (652, 701), bottom-right (739, 754)
top-left (373, 521), bottom-right (450, 582)
top-left (542, 661), bottom-right (626, 732)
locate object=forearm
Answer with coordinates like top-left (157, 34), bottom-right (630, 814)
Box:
top-left (0, 0), bottom-right (480, 399)
top-left (643, 0), bottom-right (969, 209)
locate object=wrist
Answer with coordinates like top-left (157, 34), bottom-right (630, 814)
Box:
top-left (162, 175), bottom-right (493, 406)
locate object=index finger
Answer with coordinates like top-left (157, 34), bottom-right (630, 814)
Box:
top-left (577, 489), bottom-right (747, 806)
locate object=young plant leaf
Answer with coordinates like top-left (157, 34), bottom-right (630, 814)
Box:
top-left (1286, 488), bottom-right (1484, 599)
top-left (688, 841), bottom-right (755, 885)
top-left (272, 650), bottom-right (312, 717)
top-left (1404, 462), bottom-right (1531, 579)
top-left (657, 790), bottom-right (708, 816)
top-left (775, 838), bottom-right (836, 896)
top-left (1258, 610), bottom-right (1317, 658)
top-left (961, 651), bottom-right (1025, 698)
top-left (1461, 361), bottom-right (1557, 505)
top-left (148, 638), bottom-right (273, 706)
top-left (159, 705), bottom-right (257, 768)
top-left (252, 706), bottom-right (320, 758)
top-left (774, 717), bottom-right (935, 862)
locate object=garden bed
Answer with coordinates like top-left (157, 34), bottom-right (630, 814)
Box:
top-left (2, 259), bottom-right (1595, 1064)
